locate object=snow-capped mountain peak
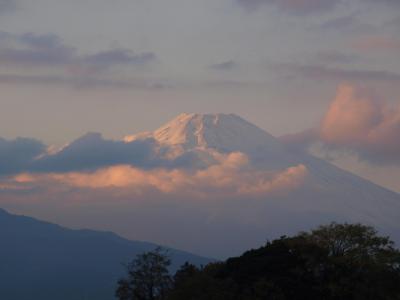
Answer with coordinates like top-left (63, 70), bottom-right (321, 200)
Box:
top-left (126, 113), bottom-right (287, 155)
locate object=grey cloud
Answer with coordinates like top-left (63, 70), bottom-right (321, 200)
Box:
top-left (0, 0), bottom-right (16, 14)
top-left (83, 50), bottom-right (156, 70)
top-left (31, 133), bottom-right (222, 173)
top-left (0, 133), bottom-right (160, 176)
top-left (365, 0), bottom-right (400, 7)
top-left (32, 133), bottom-right (161, 173)
top-left (0, 32), bottom-right (158, 89)
top-left (0, 32), bottom-right (75, 67)
top-left (283, 128), bottom-right (400, 166)
top-left (272, 63), bottom-right (400, 82)
top-left (317, 13), bottom-right (376, 34)
top-left (0, 32), bottom-right (157, 70)
top-left (385, 16), bottom-right (400, 28)
top-left (237, 0), bottom-right (400, 14)
top-left (0, 74), bottom-right (168, 90)
top-left (280, 129), bottom-right (318, 151)
top-left (320, 15), bottom-right (359, 30)
top-left (19, 32), bottom-right (69, 51)
top-left (315, 50), bottom-right (360, 64)
top-left (0, 46), bottom-right (73, 67)
top-left (236, 0), bottom-right (342, 14)
top-left (0, 137), bottom-right (46, 175)
top-left (209, 60), bottom-right (238, 71)
top-left (0, 132), bottom-right (202, 177)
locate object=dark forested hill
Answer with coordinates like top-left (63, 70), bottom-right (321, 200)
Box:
top-left (167, 223), bottom-right (400, 300)
top-left (0, 208), bottom-right (211, 300)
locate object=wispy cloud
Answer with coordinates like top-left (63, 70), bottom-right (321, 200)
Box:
top-left (236, 0), bottom-right (342, 15)
top-left (318, 14), bottom-right (374, 34)
top-left (81, 49), bottom-right (156, 72)
top-left (272, 63), bottom-right (400, 83)
top-left (0, 73), bottom-right (168, 90)
top-left (352, 36), bottom-right (400, 52)
top-left (0, 32), bottom-right (157, 70)
top-left (385, 16), bottom-right (400, 28)
top-left (314, 50), bottom-right (360, 64)
top-left (0, 31), bottom-right (158, 88)
top-left (209, 60), bottom-right (238, 71)
top-left (365, 0), bottom-right (400, 7)
top-left (0, 0), bottom-right (16, 14)
top-left (237, 0), bottom-right (400, 14)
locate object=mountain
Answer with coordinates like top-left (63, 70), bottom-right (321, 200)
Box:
top-left (0, 208), bottom-right (212, 300)
top-left (124, 113), bottom-right (297, 168)
top-left (122, 113), bottom-right (400, 256)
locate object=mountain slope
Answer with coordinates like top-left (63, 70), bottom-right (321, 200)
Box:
top-left (125, 113), bottom-right (297, 169)
top-left (121, 113), bottom-right (400, 256)
top-left (0, 208), bottom-right (212, 300)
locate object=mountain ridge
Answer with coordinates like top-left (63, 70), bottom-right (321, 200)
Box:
top-left (0, 208), bottom-right (213, 300)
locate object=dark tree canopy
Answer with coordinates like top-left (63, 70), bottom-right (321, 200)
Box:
top-left (164, 223), bottom-right (400, 300)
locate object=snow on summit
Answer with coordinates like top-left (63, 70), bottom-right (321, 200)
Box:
top-left (153, 113), bottom-right (282, 151)
top-left (124, 113), bottom-right (296, 168)
top-left (125, 113), bottom-right (277, 149)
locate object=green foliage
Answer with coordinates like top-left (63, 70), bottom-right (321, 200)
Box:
top-left (165, 223), bottom-right (400, 300)
top-left (116, 247), bottom-right (172, 300)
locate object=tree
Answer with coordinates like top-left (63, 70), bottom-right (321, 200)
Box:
top-left (116, 247), bottom-right (172, 300)
top-left (173, 262), bottom-right (199, 287)
top-left (299, 223), bottom-right (400, 299)
top-left (165, 223), bottom-right (400, 300)
top-left (299, 222), bottom-right (397, 259)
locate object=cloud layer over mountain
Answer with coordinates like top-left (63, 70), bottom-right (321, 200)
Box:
top-left (9, 155), bottom-right (307, 198)
top-left (0, 130), bottom-right (308, 198)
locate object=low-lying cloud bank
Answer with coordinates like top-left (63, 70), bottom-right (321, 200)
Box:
top-left (0, 132), bottom-right (308, 198)
top-left (2, 153), bottom-right (308, 198)
top-left (282, 84), bottom-right (400, 165)
top-left (0, 137), bottom-right (45, 175)
top-left (0, 133), bottom-right (160, 175)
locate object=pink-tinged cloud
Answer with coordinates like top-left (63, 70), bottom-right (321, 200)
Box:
top-left (320, 85), bottom-right (383, 144)
top-left (353, 36), bottom-right (400, 52)
top-left (8, 152), bottom-right (308, 198)
top-left (283, 84), bottom-right (400, 165)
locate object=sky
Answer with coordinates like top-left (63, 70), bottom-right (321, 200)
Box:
top-left (0, 0), bottom-right (400, 257)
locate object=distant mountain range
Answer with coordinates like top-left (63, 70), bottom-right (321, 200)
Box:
top-left (0, 208), bottom-right (212, 300)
